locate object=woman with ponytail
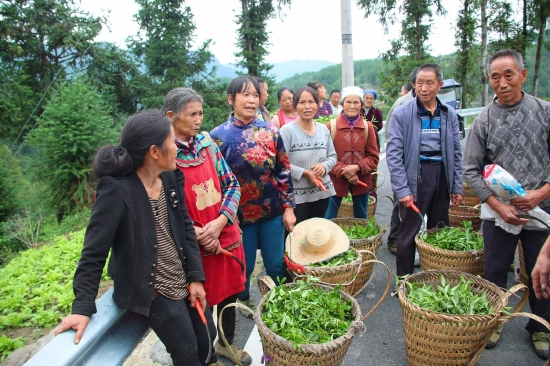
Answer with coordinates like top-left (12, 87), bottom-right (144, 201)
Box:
top-left (55, 110), bottom-right (220, 366)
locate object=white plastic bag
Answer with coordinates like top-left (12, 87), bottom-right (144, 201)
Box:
top-left (481, 164), bottom-right (550, 233)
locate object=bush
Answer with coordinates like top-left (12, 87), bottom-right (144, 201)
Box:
top-left (29, 78), bottom-right (117, 221)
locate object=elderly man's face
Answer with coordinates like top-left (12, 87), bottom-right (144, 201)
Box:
top-left (330, 92), bottom-right (340, 107)
top-left (488, 56), bottom-right (527, 106)
top-left (415, 69), bottom-right (443, 106)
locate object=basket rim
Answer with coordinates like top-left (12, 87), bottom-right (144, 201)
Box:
top-left (416, 228), bottom-right (484, 256)
top-left (329, 218), bottom-right (385, 243)
top-left (397, 270), bottom-right (505, 318)
top-left (289, 246), bottom-right (363, 271)
top-left (254, 281), bottom-right (363, 353)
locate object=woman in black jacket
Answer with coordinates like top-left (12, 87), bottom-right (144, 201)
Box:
top-left (55, 110), bottom-right (219, 366)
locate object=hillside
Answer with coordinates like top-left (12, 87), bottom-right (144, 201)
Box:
top-left (276, 44), bottom-right (550, 101)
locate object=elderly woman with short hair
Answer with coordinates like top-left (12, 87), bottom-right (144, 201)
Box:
top-left (362, 89), bottom-right (384, 151)
top-left (325, 86), bottom-right (379, 219)
top-left (163, 87), bottom-right (251, 366)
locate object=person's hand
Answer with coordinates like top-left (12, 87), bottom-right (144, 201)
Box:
top-left (532, 238), bottom-right (550, 300)
top-left (55, 314), bottom-right (90, 344)
top-left (511, 190), bottom-right (547, 211)
top-left (188, 281), bottom-right (207, 311)
top-left (486, 196), bottom-right (529, 225)
top-left (196, 216), bottom-right (227, 253)
top-left (303, 170), bottom-right (319, 186)
top-left (310, 163), bottom-right (326, 177)
top-left (341, 164), bottom-right (360, 179)
top-left (399, 195), bottom-right (414, 208)
top-left (451, 193), bottom-right (463, 207)
top-left (347, 174), bottom-right (359, 185)
top-left (283, 207), bottom-right (296, 232)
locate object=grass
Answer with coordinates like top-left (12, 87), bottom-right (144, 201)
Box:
top-left (0, 227), bottom-right (111, 361)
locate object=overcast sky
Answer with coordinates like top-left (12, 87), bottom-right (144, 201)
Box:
top-left (79, 0), bottom-right (461, 65)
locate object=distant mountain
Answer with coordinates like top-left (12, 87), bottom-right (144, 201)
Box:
top-left (206, 58), bottom-right (238, 79)
top-left (206, 58), bottom-right (336, 82)
top-left (270, 60), bottom-right (336, 81)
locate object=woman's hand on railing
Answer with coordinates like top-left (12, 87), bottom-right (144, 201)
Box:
top-left (55, 314), bottom-right (90, 344)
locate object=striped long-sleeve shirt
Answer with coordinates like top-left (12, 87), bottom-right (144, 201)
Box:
top-left (175, 134), bottom-right (240, 224)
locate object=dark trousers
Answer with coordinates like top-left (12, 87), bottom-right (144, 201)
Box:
top-left (483, 217), bottom-right (550, 333)
top-left (147, 293), bottom-right (217, 366)
top-left (387, 192), bottom-right (400, 245)
top-left (211, 293), bottom-right (238, 346)
top-left (295, 198), bottom-right (329, 225)
top-left (396, 162), bottom-right (450, 276)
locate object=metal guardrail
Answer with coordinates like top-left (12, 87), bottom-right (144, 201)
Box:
top-left (24, 287), bottom-right (150, 366)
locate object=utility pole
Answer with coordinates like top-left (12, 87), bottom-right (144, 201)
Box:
top-left (341, 0), bottom-right (354, 87)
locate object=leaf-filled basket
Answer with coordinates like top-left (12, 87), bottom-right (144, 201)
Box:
top-left (396, 270), bottom-right (550, 366)
top-left (329, 217), bottom-right (388, 296)
top-left (415, 228), bottom-right (485, 277)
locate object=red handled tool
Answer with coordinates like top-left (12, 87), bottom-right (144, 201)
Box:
top-left (316, 177), bottom-right (328, 192)
top-left (409, 202), bottom-right (426, 234)
top-left (357, 181), bottom-right (368, 188)
top-left (188, 286), bottom-right (211, 364)
top-left (219, 247), bottom-right (245, 274)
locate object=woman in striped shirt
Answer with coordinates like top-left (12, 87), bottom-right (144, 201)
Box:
top-left (56, 110), bottom-right (218, 366)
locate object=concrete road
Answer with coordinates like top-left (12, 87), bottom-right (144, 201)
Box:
top-left (230, 148), bottom-right (545, 366)
top-left (125, 146), bottom-right (546, 366)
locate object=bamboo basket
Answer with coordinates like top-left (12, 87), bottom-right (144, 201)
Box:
top-left (337, 195), bottom-right (377, 219)
top-left (283, 248), bottom-right (363, 296)
top-left (329, 217), bottom-right (388, 296)
top-left (448, 205), bottom-right (482, 231)
top-left (224, 275), bottom-right (391, 366)
top-left (415, 228), bottom-right (485, 277)
top-left (462, 182), bottom-right (480, 207)
top-left (396, 270), bottom-right (550, 366)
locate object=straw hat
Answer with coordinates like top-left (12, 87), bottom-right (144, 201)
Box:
top-left (286, 218), bottom-right (350, 265)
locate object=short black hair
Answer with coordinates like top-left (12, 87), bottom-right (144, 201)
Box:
top-left (306, 81), bottom-right (325, 91)
top-left (276, 87), bottom-right (293, 101)
top-left (226, 77), bottom-right (261, 110)
top-left (416, 63), bottom-right (444, 83)
top-left (293, 86), bottom-right (319, 110)
top-left (330, 90), bottom-right (341, 97)
top-left (488, 49), bottom-right (524, 73)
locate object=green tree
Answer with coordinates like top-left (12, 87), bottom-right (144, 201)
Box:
top-left (81, 42), bottom-right (146, 117)
top-left (531, 0), bottom-right (550, 96)
top-left (29, 78), bottom-right (117, 222)
top-left (363, 0), bottom-right (444, 102)
top-left (128, 0), bottom-right (214, 108)
top-left (454, 0), bottom-right (481, 108)
top-left (0, 0), bottom-right (103, 141)
top-left (234, 0), bottom-right (291, 77)
top-left (0, 144), bottom-right (25, 222)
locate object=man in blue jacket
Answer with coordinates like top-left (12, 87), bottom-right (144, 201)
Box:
top-left (387, 63), bottom-right (463, 276)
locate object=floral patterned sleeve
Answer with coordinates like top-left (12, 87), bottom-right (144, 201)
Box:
top-left (372, 108), bottom-right (383, 132)
top-left (272, 128), bottom-right (295, 208)
top-left (213, 144), bottom-right (241, 224)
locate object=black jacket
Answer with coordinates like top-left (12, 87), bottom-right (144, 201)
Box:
top-left (71, 169), bottom-right (204, 317)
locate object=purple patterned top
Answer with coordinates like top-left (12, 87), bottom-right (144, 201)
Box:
top-left (210, 114), bottom-right (295, 225)
top-left (314, 100), bottom-right (334, 119)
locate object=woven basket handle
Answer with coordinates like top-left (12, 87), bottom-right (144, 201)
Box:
top-left (351, 250), bottom-right (378, 296)
top-left (375, 195), bottom-right (394, 233)
top-left (502, 283), bottom-right (529, 314)
top-left (371, 171), bottom-right (385, 190)
top-left (218, 302), bottom-right (255, 351)
top-left (359, 259), bottom-right (391, 321)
